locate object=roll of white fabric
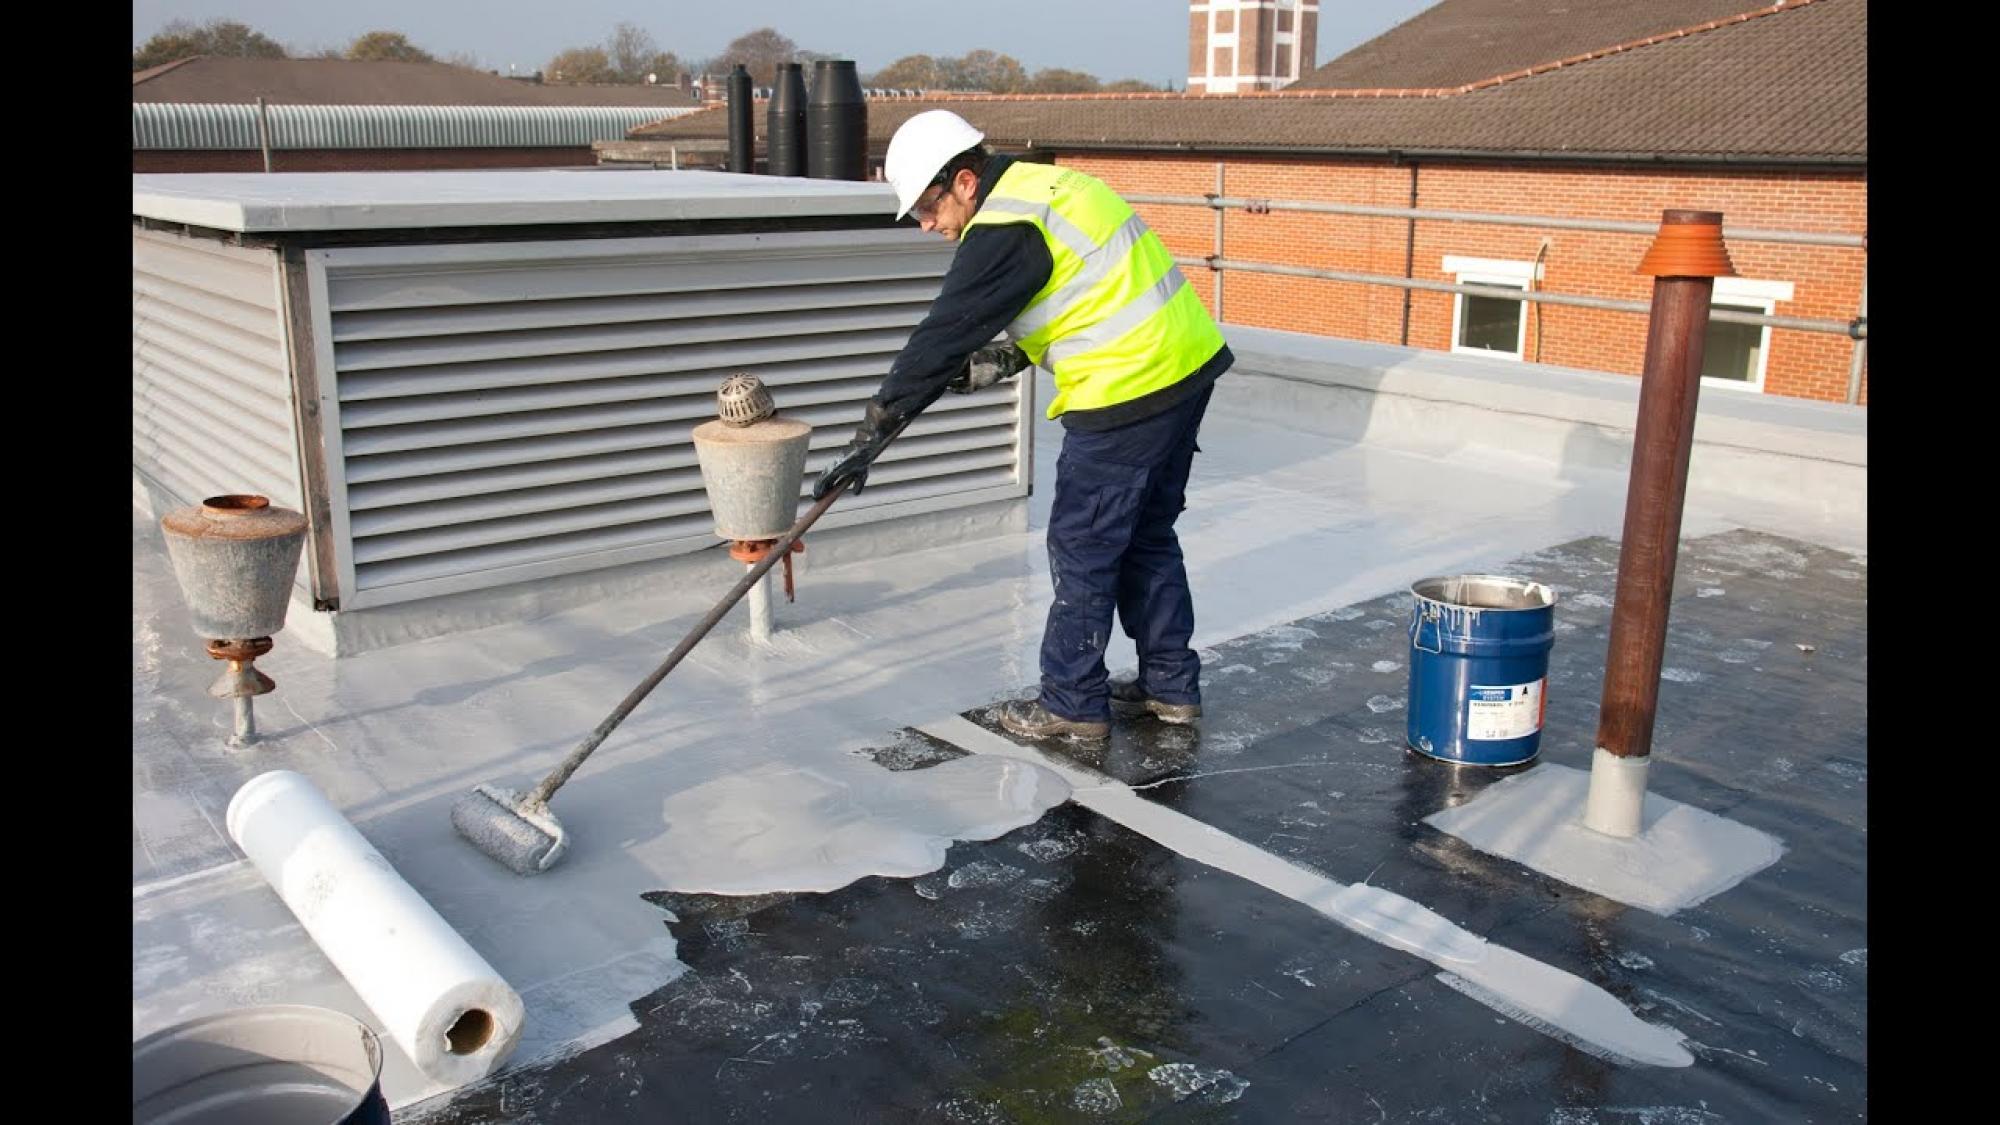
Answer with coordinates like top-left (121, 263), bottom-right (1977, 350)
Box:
top-left (226, 770), bottom-right (524, 1085)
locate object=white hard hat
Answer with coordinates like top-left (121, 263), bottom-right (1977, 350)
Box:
top-left (885, 110), bottom-right (986, 219)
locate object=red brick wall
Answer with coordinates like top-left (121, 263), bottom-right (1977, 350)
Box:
top-left (1060, 152), bottom-right (1868, 405)
top-left (134, 148), bottom-right (597, 173)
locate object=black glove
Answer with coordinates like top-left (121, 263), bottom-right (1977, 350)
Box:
top-left (812, 401), bottom-right (904, 499)
top-left (947, 342), bottom-right (1032, 395)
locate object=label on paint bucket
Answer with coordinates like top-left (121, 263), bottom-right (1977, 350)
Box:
top-left (1466, 680), bottom-right (1545, 740)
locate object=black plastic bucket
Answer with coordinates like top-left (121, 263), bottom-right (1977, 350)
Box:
top-left (133, 1004), bottom-right (391, 1125)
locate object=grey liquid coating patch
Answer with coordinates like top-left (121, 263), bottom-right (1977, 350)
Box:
top-left (1424, 763), bottom-right (1786, 916)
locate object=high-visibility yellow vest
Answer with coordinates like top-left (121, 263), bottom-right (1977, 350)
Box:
top-left (964, 161), bottom-right (1225, 419)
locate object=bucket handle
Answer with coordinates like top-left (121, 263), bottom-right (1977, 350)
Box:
top-left (1413, 604), bottom-right (1443, 655)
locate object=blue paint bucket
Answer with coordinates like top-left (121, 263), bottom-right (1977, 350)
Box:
top-left (1406, 575), bottom-right (1557, 766)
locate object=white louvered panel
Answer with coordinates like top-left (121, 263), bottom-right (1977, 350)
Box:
top-left (314, 229), bottom-right (1030, 608)
top-left (131, 230), bottom-right (303, 517)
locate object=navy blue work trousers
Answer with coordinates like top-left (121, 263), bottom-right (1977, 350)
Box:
top-left (1039, 384), bottom-right (1213, 723)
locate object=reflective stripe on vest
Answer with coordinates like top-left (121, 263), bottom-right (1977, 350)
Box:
top-left (965, 162), bottom-right (1225, 419)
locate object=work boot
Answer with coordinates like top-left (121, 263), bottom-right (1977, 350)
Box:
top-left (1110, 679), bottom-right (1202, 725)
top-left (998, 699), bottom-right (1109, 742)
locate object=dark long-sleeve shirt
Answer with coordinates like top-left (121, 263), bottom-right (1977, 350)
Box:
top-left (873, 156), bottom-right (1050, 419)
top-left (872, 154), bottom-right (1231, 432)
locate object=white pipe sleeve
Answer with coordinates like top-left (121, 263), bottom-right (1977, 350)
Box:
top-left (747, 564), bottom-right (773, 642)
top-left (226, 770), bottom-right (524, 1085)
top-left (1582, 747), bottom-right (1651, 838)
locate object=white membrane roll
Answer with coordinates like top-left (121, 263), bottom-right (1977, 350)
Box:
top-left (226, 770), bottom-right (524, 1085)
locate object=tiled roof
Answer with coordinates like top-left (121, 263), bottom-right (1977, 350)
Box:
top-left (1290, 0), bottom-right (1782, 92)
top-left (631, 0), bottom-right (1861, 163)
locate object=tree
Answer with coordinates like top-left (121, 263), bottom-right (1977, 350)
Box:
top-left (347, 31), bottom-right (434, 64)
top-left (1029, 67), bottom-right (1101, 94)
top-left (134, 18), bottom-right (285, 70)
top-left (607, 23), bottom-right (662, 84)
top-left (1104, 79), bottom-right (1159, 93)
top-left (956, 49), bottom-right (1027, 94)
top-left (715, 27), bottom-right (799, 85)
top-left (545, 46), bottom-right (617, 85)
top-left (869, 54), bottom-right (943, 89)
top-left (641, 52), bottom-right (686, 85)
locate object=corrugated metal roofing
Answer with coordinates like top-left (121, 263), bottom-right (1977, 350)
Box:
top-left (134, 103), bottom-right (695, 151)
top-left (133, 56), bottom-right (700, 108)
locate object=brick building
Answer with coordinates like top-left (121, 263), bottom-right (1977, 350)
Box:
top-left (1188, 1), bottom-right (1320, 93)
top-left (620, 0), bottom-right (1865, 404)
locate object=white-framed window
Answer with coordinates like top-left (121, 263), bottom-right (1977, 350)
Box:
top-left (1702, 277), bottom-right (1795, 393)
top-left (1444, 255), bottom-right (1541, 361)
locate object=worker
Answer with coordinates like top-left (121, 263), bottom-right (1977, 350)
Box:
top-left (813, 110), bottom-right (1232, 742)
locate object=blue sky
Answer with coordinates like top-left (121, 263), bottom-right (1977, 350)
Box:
top-left (134, 1), bottom-right (1440, 83)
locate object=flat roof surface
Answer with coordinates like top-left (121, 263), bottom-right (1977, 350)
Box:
top-left (133, 372), bottom-right (1866, 1119)
top-left (130, 169), bottom-right (899, 232)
